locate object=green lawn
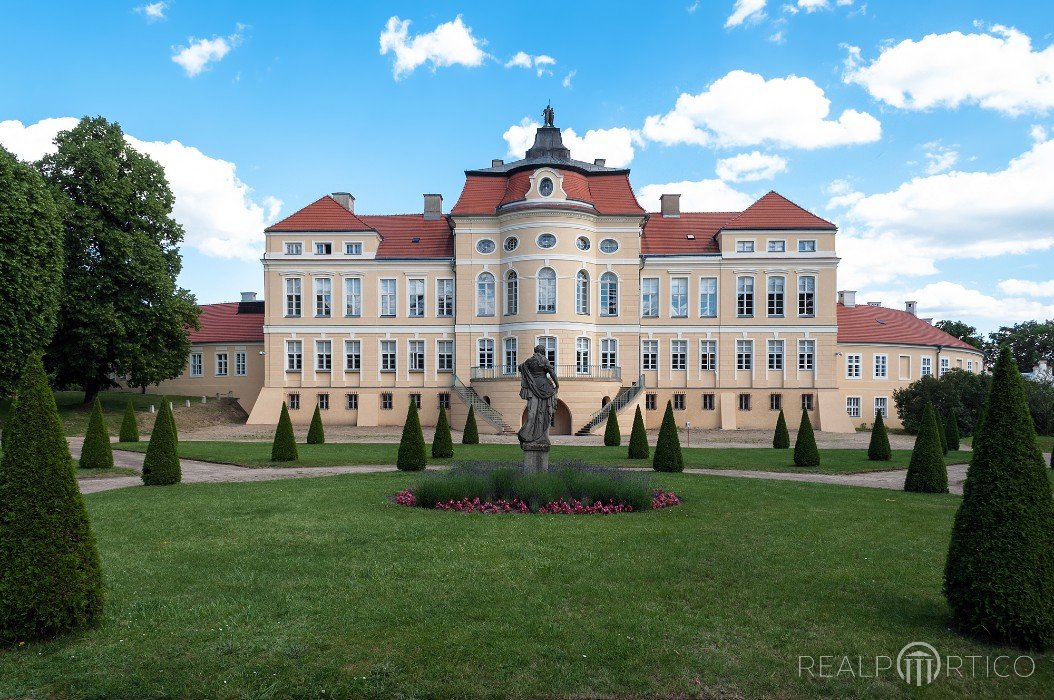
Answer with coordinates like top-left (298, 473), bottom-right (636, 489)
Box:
top-left (73, 466), bottom-right (139, 479)
top-left (0, 473), bottom-right (1048, 698)
top-left (0, 390), bottom-right (208, 436)
top-left (115, 440), bottom-right (973, 474)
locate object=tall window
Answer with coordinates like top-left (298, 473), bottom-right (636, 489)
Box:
top-left (437, 340), bottom-right (454, 372)
top-left (846, 354), bottom-right (862, 378)
top-left (503, 337), bottom-right (518, 374)
top-left (767, 276), bottom-right (785, 317)
top-left (642, 339), bottom-right (658, 371)
top-left (285, 278), bottom-right (301, 317)
top-left (537, 336), bottom-right (557, 364)
top-left (380, 340), bottom-right (396, 372)
top-left (736, 340), bottom-right (753, 370)
top-left (286, 340), bottom-right (302, 371)
top-left (234, 351), bottom-right (246, 376)
top-left (600, 338), bottom-right (617, 369)
top-left (737, 277), bottom-right (754, 317)
top-left (505, 272), bottom-right (519, 315)
top-left (874, 354), bottom-right (888, 379)
top-left (642, 278), bottom-right (659, 317)
top-left (537, 267), bottom-right (556, 313)
top-left (408, 279), bottom-right (425, 318)
top-left (380, 279), bottom-right (397, 317)
top-left (699, 277), bottom-right (717, 317)
top-left (798, 340), bottom-right (815, 371)
top-left (316, 340), bottom-right (332, 371)
top-left (575, 337), bottom-right (591, 373)
top-left (344, 278), bottom-right (361, 317)
top-left (670, 277), bottom-right (688, 318)
top-left (345, 340), bottom-right (360, 371)
top-left (478, 338), bottom-right (495, 369)
top-left (600, 272), bottom-right (618, 316)
top-left (190, 352), bottom-right (203, 377)
top-left (575, 271), bottom-right (589, 314)
top-left (477, 272), bottom-right (496, 316)
top-left (798, 276), bottom-right (816, 317)
top-left (767, 339), bottom-right (784, 371)
top-left (939, 357), bottom-right (950, 377)
top-left (671, 340), bottom-right (687, 370)
top-left (700, 340), bottom-right (717, 371)
top-left (846, 397), bottom-right (861, 419)
top-left (874, 397), bottom-right (888, 418)
top-left (437, 279), bottom-right (454, 317)
top-left (215, 352), bottom-right (228, 377)
top-left (314, 278), bottom-right (332, 317)
top-left (922, 357), bottom-right (932, 377)
top-left (409, 340), bottom-right (425, 372)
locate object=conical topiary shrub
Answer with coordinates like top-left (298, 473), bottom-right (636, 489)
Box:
top-left (903, 403), bottom-right (947, 493)
top-left (306, 404), bottom-right (325, 445)
top-left (867, 411), bottom-right (892, 461)
top-left (945, 413), bottom-right (960, 452)
top-left (79, 397), bottom-right (113, 470)
top-left (141, 399), bottom-right (180, 485)
top-left (432, 404), bottom-right (454, 459)
top-left (271, 402), bottom-right (298, 462)
top-left (936, 412), bottom-right (948, 455)
top-left (945, 346), bottom-right (1054, 649)
top-left (653, 401), bottom-right (683, 472)
top-left (0, 356), bottom-right (104, 644)
top-left (118, 400), bottom-right (139, 443)
top-left (628, 405), bottom-right (649, 460)
top-left (773, 409), bottom-right (790, 449)
top-left (603, 405), bottom-right (621, 446)
top-left (397, 399), bottom-right (427, 471)
top-left (462, 405), bottom-right (480, 445)
top-left (0, 404), bottom-right (10, 452)
top-left (793, 409), bottom-right (820, 467)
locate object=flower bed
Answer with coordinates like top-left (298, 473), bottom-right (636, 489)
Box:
top-left (394, 488), bottom-right (681, 515)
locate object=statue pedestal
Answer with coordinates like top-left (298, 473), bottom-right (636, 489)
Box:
top-left (521, 444), bottom-right (550, 472)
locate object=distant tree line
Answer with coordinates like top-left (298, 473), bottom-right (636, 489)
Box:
top-left (935, 319), bottom-right (1054, 374)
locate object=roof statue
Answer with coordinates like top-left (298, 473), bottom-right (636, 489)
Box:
top-left (542, 103), bottom-right (555, 128)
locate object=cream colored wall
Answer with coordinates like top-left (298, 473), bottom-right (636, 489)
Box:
top-left (132, 342), bottom-right (265, 414)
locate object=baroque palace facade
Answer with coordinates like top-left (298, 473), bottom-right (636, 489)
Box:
top-left (147, 121), bottom-right (983, 434)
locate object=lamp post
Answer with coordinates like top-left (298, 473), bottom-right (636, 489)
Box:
top-left (685, 421), bottom-right (691, 448)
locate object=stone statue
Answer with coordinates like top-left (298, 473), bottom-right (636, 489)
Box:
top-left (518, 344), bottom-right (559, 470)
top-left (542, 103), bottom-right (555, 128)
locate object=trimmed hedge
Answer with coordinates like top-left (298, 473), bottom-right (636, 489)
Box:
top-left (307, 405), bottom-right (325, 445)
top-left (118, 400), bottom-right (139, 443)
top-left (945, 413), bottom-right (960, 452)
top-left (652, 401), bottom-right (683, 472)
top-left (397, 399), bottom-right (427, 471)
top-left (432, 405), bottom-right (454, 459)
top-left (867, 411), bottom-right (892, 461)
top-left (271, 402), bottom-right (298, 462)
top-left (141, 399), bottom-right (180, 485)
top-left (603, 405), bottom-right (621, 446)
top-left (773, 409), bottom-right (790, 449)
top-left (945, 346), bottom-right (1054, 650)
top-left (793, 409), bottom-right (819, 467)
top-left (0, 355), bottom-right (104, 644)
top-left (903, 403), bottom-right (947, 493)
top-left (79, 397), bottom-right (113, 470)
top-left (628, 405), bottom-right (649, 460)
top-left (462, 406), bottom-right (480, 445)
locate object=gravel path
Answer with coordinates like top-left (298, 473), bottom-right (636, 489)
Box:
top-left (685, 464), bottom-right (970, 494)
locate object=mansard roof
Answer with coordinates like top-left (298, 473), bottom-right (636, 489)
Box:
top-left (836, 303), bottom-right (981, 351)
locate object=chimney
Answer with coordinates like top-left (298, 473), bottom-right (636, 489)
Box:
top-left (838, 290), bottom-right (857, 307)
top-left (660, 193), bottom-right (681, 218)
top-left (905, 300), bottom-right (918, 316)
top-left (491, 159), bottom-right (504, 168)
top-left (240, 291), bottom-right (257, 302)
top-left (594, 158), bottom-right (606, 167)
top-left (331, 192), bottom-right (354, 212)
top-left (423, 194), bottom-right (443, 221)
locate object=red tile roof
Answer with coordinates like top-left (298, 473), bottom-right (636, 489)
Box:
top-left (265, 195), bottom-right (373, 232)
top-left (359, 214), bottom-right (454, 259)
top-left (190, 302), bottom-right (265, 344)
top-left (836, 304), bottom-right (981, 351)
top-left (641, 213), bottom-right (737, 255)
top-left (722, 191), bottom-right (836, 231)
top-left (451, 169), bottom-right (644, 215)
top-left (451, 175), bottom-right (507, 215)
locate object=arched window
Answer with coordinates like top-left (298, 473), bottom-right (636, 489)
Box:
top-left (600, 272), bottom-right (618, 316)
top-left (477, 272), bottom-right (495, 316)
top-left (504, 271), bottom-right (518, 315)
top-left (537, 267), bottom-right (556, 313)
top-left (575, 270), bottom-right (589, 314)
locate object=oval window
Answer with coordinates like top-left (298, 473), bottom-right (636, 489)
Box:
top-left (503, 237), bottom-right (519, 252)
top-left (599, 238), bottom-right (619, 253)
top-left (476, 239), bottom-right (496, 254)
top-left (539, 177), bottom-right (554, 197)
top-left (576, 236), bottom-right (591, 251)
top-left (537, 233), bottom-right (557, 249)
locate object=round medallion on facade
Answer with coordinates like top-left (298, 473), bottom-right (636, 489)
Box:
top-left (576, 236), bottom-right (590, 251)
top-left (539, 177), bottom-right (554, 197)
top-left (599, 238), bottom-right (619, 253)
top-left (476, 239), bottom-right (496, 254)
top-left (503, 236), bottom-right (519, 252)
top-left (537, 233), bottom-right (557, 249)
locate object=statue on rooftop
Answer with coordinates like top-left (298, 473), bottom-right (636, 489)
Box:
top-left (542, 103), bottom-right (555, 128)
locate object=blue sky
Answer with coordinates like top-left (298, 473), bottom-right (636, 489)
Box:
top-left (2, 0), bottom-right (1053, 332)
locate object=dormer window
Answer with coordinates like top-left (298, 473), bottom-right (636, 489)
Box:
top-left (539, 177), bottom-right (554, 197)
top-left (344, 242), bottom-right (362, 255)
top-left (799, 239), bottom-right (817, 252)
top-left (767, 240), bottom-right (786, 253)
top-left (736, 240), bottom-right (755, 253)
top-left (285, 242), bottom-right (303, 255)
top-left (315, 242), bottom-right (333, 255)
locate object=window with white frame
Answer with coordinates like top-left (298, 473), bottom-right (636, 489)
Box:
top-left (670, 277), bottom-right (688, 318)
top-left (922, 357), bottom-right (932, 377)
top-left (190, 352), bottom-right (203, 377)
top-left (737, 277), bottom-right (754, 317)
top-left (642, 278), bottom-right (659, 317)
top-left (767, 339), bottom-right (784, 371)
top-left (798, 276), bottom-right (816, 317)
top-left (846, 354), bottom-right (862, 378)
top-left (699, 277), bottom-right (717, 317)
top-left (380, 279), bottom-right (397, 317)
top-left (798, 340), bottom-right (815, 371)
top-left (503, 337), bottom-right (518, 374)
top-left (409, 340), bottom-right (425, 372)
top-left (437, 340), bottom-right (454, 372)
top-left (736, 240), bottom-right (755, 253)
top-left (478, 338), bottom-right (495, 369)
top-left (284, 242), bottom-right (302, 255)
top-left (285, 278), bottom-right (302, 317)
top-left (408, 279), bottom-right (425, 318)
top-left (642, 339), bottom-right (658, 371)
top-left (314, 242), bottom-right (332, 255)
top-left (380, 340), bottom-right (396, 372)
top-left (600, 272), bottom-right (618, 316)
top-left (874, 354), bottom-right (888, 379)
top-left (344, 241), bottom-right (362, 255)
top-left (940, 357), bottom-right (950, 377)
top-left (575, 270), bottom-right (589, 314)
top-left (215, 352), bottom-right (228, 376)
top-left (600, 338), bottom-right (617, 369)
top-left (345, 340), bottom-right (361, 371)
top-left (846, 396), bottom-right (861, 418)
top-left (736, 340), bottom-right (753, 370)
top-left (505, 272), bottom-right (519, 315)
top-left (768, 240), bottom-right (786, 253)
top-left (798, 239), bottom-right (817, 252)
top-left (234, 351), bottom-right (246, 376)
top-left (344, 277), bottom-right (361, 317)
top-left (537, 267), bottom-right (556, 313)
top-left (576, 337), bottom-right (591, 373)
top-left (671, 339), bottom-right (687, 370)
top-left (316, 340), bottom-right (332, 371)
top-left (967, 360), bottom-right (974, 372)
top-left (538, 336), bottom-right (557, 364)
top-left (700, 340), bottom-right (717, 371)
top-left (476, 272), bottom-right (495, 316)
top-left (314, 278), bottom-right (332, 317)
top-left (767, 276), bottom-right (785, 317)
top-left (874, 397), bottom-right (888, 418)
top-left (437, 279), bottom-right (455, 317)
top-left (286, 340), bottom-right (302, 371)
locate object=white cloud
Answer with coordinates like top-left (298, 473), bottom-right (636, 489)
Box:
top-left (502, 118), bottom-right (643, 168)
top-left (135, 2), bottom-right (167, 21)
top-left (505, 52), bottom-right (556, 77)
top-left (716, 151), bottom-right (788, 182)
top-left (172, 25), bottom-right (244, 77)
top-left (562, 70), bottom-right (577, 89)
top-left (921, 141), bottom-right (959, 175)
top-left (844, 25), bottom-right (1054, 116)
top-left (1031, 124), bottom-right (1049, 142)
top-left (860, 281), bottom-right (1054, 325)
top-left (637, 179), bottom-right (755, 212)
top-left (793, 0), bottom-right (853, 11)
top-left (505, 51), bottom-right (532, 69)
top-left (726, 0), bottom-right (766, 28)
top-left (379, 15), bottom-right (486, 79)
top-left (0, 118), bottom-right (280, 261)
top-left (998, 279), bottom-right (1054, 297)
top-left (642, 69), bottom-right (881, 149)
top-left (687, 1), bottom-right (701, 13)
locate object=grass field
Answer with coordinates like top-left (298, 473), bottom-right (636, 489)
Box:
top-left (0, 473), bottom-right (1048, 698)
top-left (115, 440), bottom-right (973, 474)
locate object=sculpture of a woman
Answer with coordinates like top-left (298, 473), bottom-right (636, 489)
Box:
top-left (517, 344), bottom-right (560, 449)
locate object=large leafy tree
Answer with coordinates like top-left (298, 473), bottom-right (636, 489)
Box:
top-left (893, 370), bottom-right (990, 436)
top-left (934, 320), bottom-right (984, 350)
top-left (37, 117), bottom-right (199, 404)
top-left (985, 320), bottom-right (1054, 372)
top-left (0, 147), bottom-right (64, 396)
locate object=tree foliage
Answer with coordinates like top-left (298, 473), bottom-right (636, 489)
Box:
top-left (119, 400), bottom-right (139, 443)
top-left (936, 412), bottom-right (949, 455)
top-left (37, 117), bottom-right (200, 403)
top-left (0, 147), bottom-right (64, 397)
top-left (432, 405), bottom-right (454, 459)
top-left (985, 320), bottom-right (1054, 373)
top-left (603, 405), bottom-right (621, 446)
top-left (867, 411), bottom-right (891, 461)
top-left (945, 346), bottom-right (1054, 649)
top-left (903, 403), bottom-right (947, 493)
top-left (141, 399), bottom-right (180, 485)
top-left (397, 399), bottom-right (427, 471)
top-left (306, 405), bottom-right (325, 445)
top-left (945, 412), bottom-right (961, 452)
top-left (271, 402), bottom-right (298, 462)
top-left (934, 320), bottom-right (984, 350)
top-left (793, 409), bottom-right (819, 467)
top-left (773, 409), bottom-right (790, 449)
top-left (893, 370), bottom-right (990, 436)
top-left (652, 401), bottom-right (683, 472)
top-left (0, 355), bottom-right (104, 644)
top-left (628, 406), bottom-right (649, 460)
top-left (462, 406), bottom-right (479, 445)
top-left (79, 398), bottom-right (113, 470)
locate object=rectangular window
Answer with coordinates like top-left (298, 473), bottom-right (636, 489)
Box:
top-left (767, 340), bottom-right (784, 371)
top-left (284, 242), bottom-right (302, 255)
top-left (345, 340), bottom-right (361, 371)
top-left (538, 336), bottom-right (557, 365)
top-left (940, 357), bottom-right (950, 377)
top-left (967, 360), bottom-right (974, 372)
top-left (874, 354), bottom-right (888, 379)
top-left (738, 394), bottom-right (751, 411)
top-left (673, 394), bottom-right (685, 410)
top-left (702, 393), bottom-right (715, 411)
top-left (288, 393), bottom-right (300, 410)
top-left (316, 340), bottom-right (332, 371)
top-left (318, 393), bottom-right (329, 410)
top-left (874, 397), bottom-right (888, 418)
top-left (503, 337), bottom-right (518, 374)
top-left (769, 393), bottom-right (782, 411)
top-left (798, 340), bottom-right (815, 371)
top-left (314, 242), bottom-right (332, 255)
top-left (408, 279), bottom-right (425, 318)
top-left (380, 340), bottom-right (396, 372)
top-left (798, 239), bottom-right (817, 252)
top-left (736, 340), bottom-right (753, 371)
top-left (344, 241), bottom-right (362, 255)
top-left (437, 340), bottom-right (454, 372)
top-left (922, 356), bottom-right (932, 377)
top-left (380, 393), bottom-right (393, 410)
top-left (846, 396), bottom-right (861, 419)
top-left (437, 279), bottom-right (455, 317)
top-left (346, 393), bottom-right (358, 410)
top-left (478, 338), bottom-right (495, 369)
top-left (234, 351), bottom-right (246, 376)
top-left (575, 337), bottom-right (591, 374)
top-left (846, 354), bottom-right (862, 379)
top-left (645, 393), bottom-right (657, 411)
top-left (737, 277), bottom-right (754, 317)
top-left (600, 338), bottom-right (617, 369)
top-left (380, 279), bottom-right (397, 317)
top-left (767, 276), bottom-right (785, 317)
top-left (642, 340), bottom-right (658, 371)
top-left (214, 352), bottom-right (228, 377)
top-left (438, 393), bottom-right (450, 410)
top-left (642, 278), bottom-right (659, 317)
top-left (190, 352), bottom-right (203, 377)
top-left (410, 393), bottom-right (421, 409)
top-left (700, 340), bottom-right (717, 371)
top-left (314, 278), bottom-right (332, 317)
top-left (409, 340), bottom-right (425, 372)
top-left (285, 278), bottom-right (302, 317)
top-left (670, 277), bottom-right (688, 318)
top-left (802, 393), bottom-right (814, 411)
top-left (798, 276), bottom-right (816, 317)
top-left (286, 340), bottom-right (302, 371)
top-left (344, 278), bottom-right (361, 317)
top-left (699, 277), bottom-right (717, 317)
top-left (670, 340), bottom-right (687, 371)
top-left (767, 240), bottom-right (786, 253)
top-left (736, 240), bottom-right (755, 253)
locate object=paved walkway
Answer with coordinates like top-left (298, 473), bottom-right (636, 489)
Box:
top-left (685, 463), bottom-right (969, 494)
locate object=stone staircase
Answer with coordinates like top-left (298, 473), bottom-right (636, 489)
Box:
top-left (452, 375), bottom-right (513, 433)
top-left (574, 375), bottom-right (645, 436)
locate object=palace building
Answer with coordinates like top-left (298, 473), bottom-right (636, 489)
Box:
top-left (145, 120), bottom-right (983, 434)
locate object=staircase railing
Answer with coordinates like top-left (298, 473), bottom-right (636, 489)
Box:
top-left (452, 375), bottom-right (513, 432)
top-left (575, 374), bottom-right (646, 436)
